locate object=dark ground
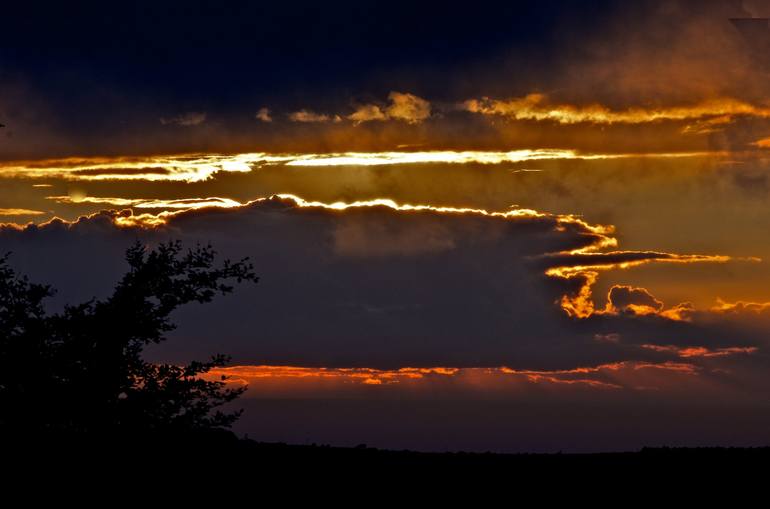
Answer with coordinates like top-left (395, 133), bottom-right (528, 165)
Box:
top-left (4, 432), bottom-right (765, 501)
top-left (9, 429), bottom-right (770, 476)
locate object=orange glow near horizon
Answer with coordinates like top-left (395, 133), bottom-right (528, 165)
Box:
top-left (639, 344), bottom-right (758, 358)
top-left (208, 365), bottom-right (460, 386)
top-left (204, 358), bottom-right (724, 393)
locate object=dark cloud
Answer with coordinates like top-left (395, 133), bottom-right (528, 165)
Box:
top-left (0, 196), bottom-right (764, 375)
top-left (2, 191), bottom-right (769, 451)
top-left (607, 285), bottom-right (664, 314)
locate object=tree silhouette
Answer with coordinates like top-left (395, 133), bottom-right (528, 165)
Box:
top-left (0, 241), bottom-right (258, 435)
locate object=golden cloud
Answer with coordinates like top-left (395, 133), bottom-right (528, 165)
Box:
top-left (255, 107), bottom-right (272, 122)
top-left (710, 298), bottom-right (770, 314)
top-left (288, 110), bottom-right (341, 123)
top-left (0, 149), bottom-right (718, 183)
top-left (348, 104), bottom-right (387, 123)
top-left (463, 93), bottom-right (770, 125)
top-left (0, 208), bottom-right (46, 216)
top-left (46, 195), bottom-right (242, 210)
top-left (348, 91), bottom-right (431, 124)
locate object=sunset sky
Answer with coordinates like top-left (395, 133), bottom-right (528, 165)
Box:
top-left (3, 0), bottom-right (770, 452)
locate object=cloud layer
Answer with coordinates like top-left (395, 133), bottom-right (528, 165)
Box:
top-left (0, 195), bottom-right (763, 378)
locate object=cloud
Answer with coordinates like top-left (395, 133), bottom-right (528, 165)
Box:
top-left (159, 112), bottom-right (207, 126)
top-left (255, 107), bottom-right (272, 122)
top-left (332, 214), bottom-right (455, 257)
top-left (348, 104), bottom-right (387, 124)
top-left (386, 92), bottom-right (431, 124)
top-left (1, 0), bottom-right (769, 451)
top-left (711, 299), bottom-right (770, 314)
top-left (0, 193), bottom-right (761, 376)
top-left (0, 208), bottom-right (45, 216)
top-left (208, 361), bottom-right (711, 393)
top-left (639, 344), bottom-right (757, 359)
top-left (0, 198), bottom-right (588, 369)
top-left (463, 94), bottom-right (770, 125)
top-left (4, 2), bottom-right (770, 163)
top-left (46, 195), bottom-right (242, 210)
top-left (208, 365), bottom-right (460, 388)
top-left (5, 190), bottom-right (770, 451)
top-left (543, 251), bottom-right (739, 320)
top-left (605, 285), bottom-right (664, 315)
top-left (0, 154), bottom-right (258, 182)
top-left (288, 110), bottom-right (340, 123)
top-left (349, 92), bottom-right (431, 125)
top-left (0, 150), bottom-right (716, 184)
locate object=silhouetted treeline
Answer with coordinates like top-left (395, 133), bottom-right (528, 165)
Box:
top-left (9, 433), bottom-right (770, 485)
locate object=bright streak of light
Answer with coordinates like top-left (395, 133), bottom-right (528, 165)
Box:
top-left (0, 149), bottom-right (720, 182)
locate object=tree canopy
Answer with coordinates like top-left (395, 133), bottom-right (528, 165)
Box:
top-left (0, 241), bottom-right (258, 435)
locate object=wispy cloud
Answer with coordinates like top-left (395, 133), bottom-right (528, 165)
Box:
top-left (288, 110), bottom-right (341, 123)
top-left (463, 94), bottom-right (770, 125)
top-left (0, 208), bottom-right (45, 216)
top-left (159, 112), bottom-right (207, 126)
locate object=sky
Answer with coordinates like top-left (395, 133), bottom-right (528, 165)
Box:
top-left (3, 0), bottom-right (770, 452)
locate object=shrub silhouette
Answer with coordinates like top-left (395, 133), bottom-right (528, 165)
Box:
top-left (0, 241), bottom-right (258, 435)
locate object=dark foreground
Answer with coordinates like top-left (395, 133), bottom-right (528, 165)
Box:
top-left (5, 432), bottom-right (768, 501)
top-left (8, 429), bottom-right (770, 478)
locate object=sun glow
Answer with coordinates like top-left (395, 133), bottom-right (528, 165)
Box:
top-left (47, 195), bottom-right (242, 209)
top-left (0, 149), bottom-right (720, 183)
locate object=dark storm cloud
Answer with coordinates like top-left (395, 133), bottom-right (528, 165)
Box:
top-left (3, 0), bottom-right (768, 158)
top-left (0, 196), bottom-right (765, 374)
